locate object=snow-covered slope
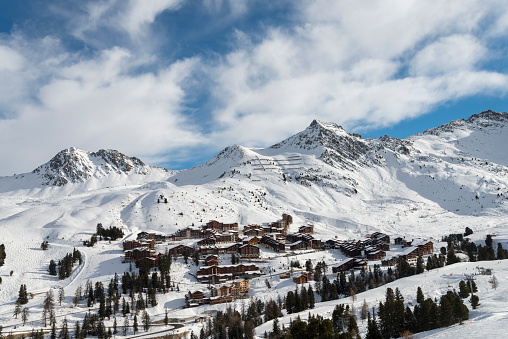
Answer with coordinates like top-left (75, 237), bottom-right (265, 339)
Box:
top-left (0, 110), bottom-right (508, 335)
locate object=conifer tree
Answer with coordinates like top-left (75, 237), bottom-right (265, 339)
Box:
top-left (416, 286), bottom-right (424, 304)
top-left (133, 314), bottom-right (138, 334)
top-left (470, 295), bottom-right (480, 309)
top-left (21, 307), bottom-right (29, 326)
top-left (17, 284), bottom-right (29, 305)
top-left (49, 260), bottom-right (57, 276)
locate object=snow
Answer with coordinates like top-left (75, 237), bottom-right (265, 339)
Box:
top-left (0, 111), bottom-right (507, 337)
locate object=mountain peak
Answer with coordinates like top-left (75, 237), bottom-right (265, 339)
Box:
top-left (417, 110), bottom-right (508, 137)
top-left (32, 147), bottom-right (151, 186)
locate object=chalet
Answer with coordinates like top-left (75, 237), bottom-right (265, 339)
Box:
top-left (124, 247), bottom-right (157, 262)
top-left (204, 220), bottom-right (239, 232)
top-left (196, 264), bottom-right (261, 283)
top-left (167, 244), bottom-right (194, 257)
top-left (290, 241), bottom-right (307, 251)
top-left (366, 249), bottom-right (386, 260)
top-left (399, 247), bottom-right (420, 262)
top-left (282, 213), bottom-right (293, 225)
top-left (293, 272), bottom-right (312, 284)
top-left (324, 239), bottom-right (341, 249)
top-left (197, 237), bottom-right (216, 246)
top-left (139, 254), bottom-right (162, 268)
top-left (239, 244), bottom-right (260, 258)
top-left (137, 232), bottom-right (167, 243)
top-left (215, 232), bottom-right (237, 244)
top-left (185, 290), bottom-right (207, 306)
top-left (298, 225), bottom-right (314, 234)
top-left (122, 239), bottom-right (155, 251)
top-left (243, 228), bottom-right (264, 237)
top-left (364, 238), bottom-right (390, 251)
top-left (370, 232), bottom-right (390, 244)
top-left (210, 280), bottom-right (249, 299)
top-left (198, 246), bottom-right (227, 256)
top-left (172, 227), bottom-right (204, 240)
top-left (416, 240), bottom-right (434, 255)
top-left (226, 243), bottom-right (241, 254)
top-left (242, 236), bottom-right (259, 246)
top-left (332, 258), bottom-right (367, 274)
top-left (394, 237), bottom-right (404, 245)
top-left (337, 240), bottom-right (363, 257)
top-left (260, 235), bottom-right (285, 252)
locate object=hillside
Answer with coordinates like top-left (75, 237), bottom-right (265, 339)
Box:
top-left (0, 110), bottom-right (507, 337)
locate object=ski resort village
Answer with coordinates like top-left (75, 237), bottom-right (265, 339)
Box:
top-left (1, 112), bottom-right (508, 338)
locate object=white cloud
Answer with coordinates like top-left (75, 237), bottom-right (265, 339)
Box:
top-left (411, 35), bottom-right (487, 76)
top-left (0, 43), bottom-right (205, 175)
top-left (72, 0), bottom-right (182, 44)
top-left (205, 0), bottom-right (508, 147)
top-left (117, 0), bottom-right (183, 38)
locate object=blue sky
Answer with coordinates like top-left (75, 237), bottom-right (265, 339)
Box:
top-left (1, 0), bottom-right (508, 175)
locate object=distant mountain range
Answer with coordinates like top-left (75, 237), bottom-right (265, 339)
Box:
top-left (1, 110), bottom-right (507, 239)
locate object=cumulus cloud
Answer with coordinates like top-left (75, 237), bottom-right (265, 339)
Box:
top-left (0, 41), bottom-right (204, 175)
top-left (205, 0), bottom-right (508, 147)
top-left (72, 0), bottom-right (182, 45)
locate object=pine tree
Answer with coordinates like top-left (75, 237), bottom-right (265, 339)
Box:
top-left (458, 280), bottom-right (470, 298)
top-left (50, 322), bottom-right (57, 339)
top-left (13, 301), bottom-right (22, 319)
top-left (74, 321), bottom-right (81, 339)
top-left (416, 286), bottom-right (424, 303)
top-left (133, 315), bottom-right (138, 334)
top-left (58, 288), bottom-right (65, 306)
top-left (142, 311), bottom-right (151, 331)
top-left (18, 284), bottom-right (29, 305)
top-left (59, 317), bottom-right (69, 339)
top-left (470, 295), bottom-right (480, 309)
top-left (21, 307), bottom-right (29, 326)
top-left (42, 290), bottom-right (55, 327)
top-left (123, 317), bottom-right (129, 336)
top-left (49, 260), bottom-right (57, 276)
top-left (308, 286), bottom-right (315, 309)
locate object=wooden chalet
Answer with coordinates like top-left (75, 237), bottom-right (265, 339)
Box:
top-left (242, 236), bottom-right (259, 246)
top-left (260, 235), bottom-right (285, 252)
top-left (171, 227), bottom-right (204, 240)
top-left (122, 239), bottom-right (155, 251)
top-left (332, 258), bottom-right (367, 274)
top-left (124, 247), bottom-right (157, 262)
top-left (196, 264), bottom-right (261, 283)
top-left (243, 228), bottom-right (265, 237)
top-left (166, 244), bottom-right (194, 257)
top-left (366, 249), bottom-right (386, 260)
top-left (185, 290), bottom-right (207, 306)
top-left (370, 232), bottom-right (390, 244)
top-left (293, 272), bottom-right (312, 284)
top-left (198, 246), bottom-right (228, 256)
top-left (137, 232), bottom-right (167, 243)
top-left (204, 220), bottom-right (239, 232)
top-left (239, 244), bottom-right (260, 258)
top-left (416, 240), bottom-right (434, 255)
top-left (298, 225), bottom-right (314, 234)
top-left (394, 237), bottom-right (404, 245)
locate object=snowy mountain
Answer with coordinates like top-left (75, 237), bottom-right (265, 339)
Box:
top-left (32, 147), bottom-right (164, 186)
top-left (0, 110), bottom-right (508, 337)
